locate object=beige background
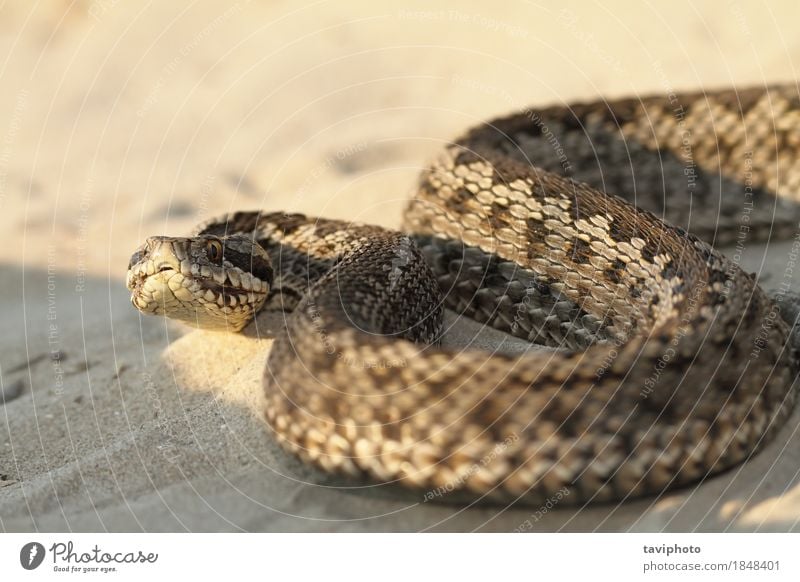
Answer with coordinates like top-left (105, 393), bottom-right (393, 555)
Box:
top-left (1, 0), bottom-right (799, 531)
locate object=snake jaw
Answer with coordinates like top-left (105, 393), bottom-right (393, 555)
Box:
top-left (126, 234), bottom-right (272, 331)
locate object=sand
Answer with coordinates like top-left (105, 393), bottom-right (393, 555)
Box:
top-left (1, 0), bottom-right (800, 531)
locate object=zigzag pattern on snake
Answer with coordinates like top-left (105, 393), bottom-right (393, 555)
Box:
top-left (127, 85), bottom-right (800, 505)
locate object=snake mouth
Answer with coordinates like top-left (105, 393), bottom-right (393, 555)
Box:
top-left (126, 259), bottom-right (271, 331)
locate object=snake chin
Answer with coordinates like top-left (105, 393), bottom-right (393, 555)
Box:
top-left (126, 234), bottom-right (272, 331)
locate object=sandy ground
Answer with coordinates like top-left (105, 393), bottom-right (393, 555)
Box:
top-left (1, 0), bottom-right (800, 532)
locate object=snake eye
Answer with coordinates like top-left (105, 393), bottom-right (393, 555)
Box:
top-left (206, 239), bottom-right (223, 263)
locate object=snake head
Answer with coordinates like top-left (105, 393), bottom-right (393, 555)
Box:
top-left (126, 234), bottom-right (273, 331)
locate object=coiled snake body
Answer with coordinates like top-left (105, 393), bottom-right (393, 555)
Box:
top-left (128, 86), bottom-right (800, 505)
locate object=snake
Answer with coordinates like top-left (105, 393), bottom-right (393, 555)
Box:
top-left (127, 85), bottom-right (800, 506)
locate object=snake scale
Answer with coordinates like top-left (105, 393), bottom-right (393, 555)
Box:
top-left (128, 85), bottom-right (800, 505)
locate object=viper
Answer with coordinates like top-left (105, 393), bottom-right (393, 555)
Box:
top-left (127, 85), bottom-right (799, 505)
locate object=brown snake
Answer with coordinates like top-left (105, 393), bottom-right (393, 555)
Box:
top-left (127, 85), bottom-right (800, 505)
